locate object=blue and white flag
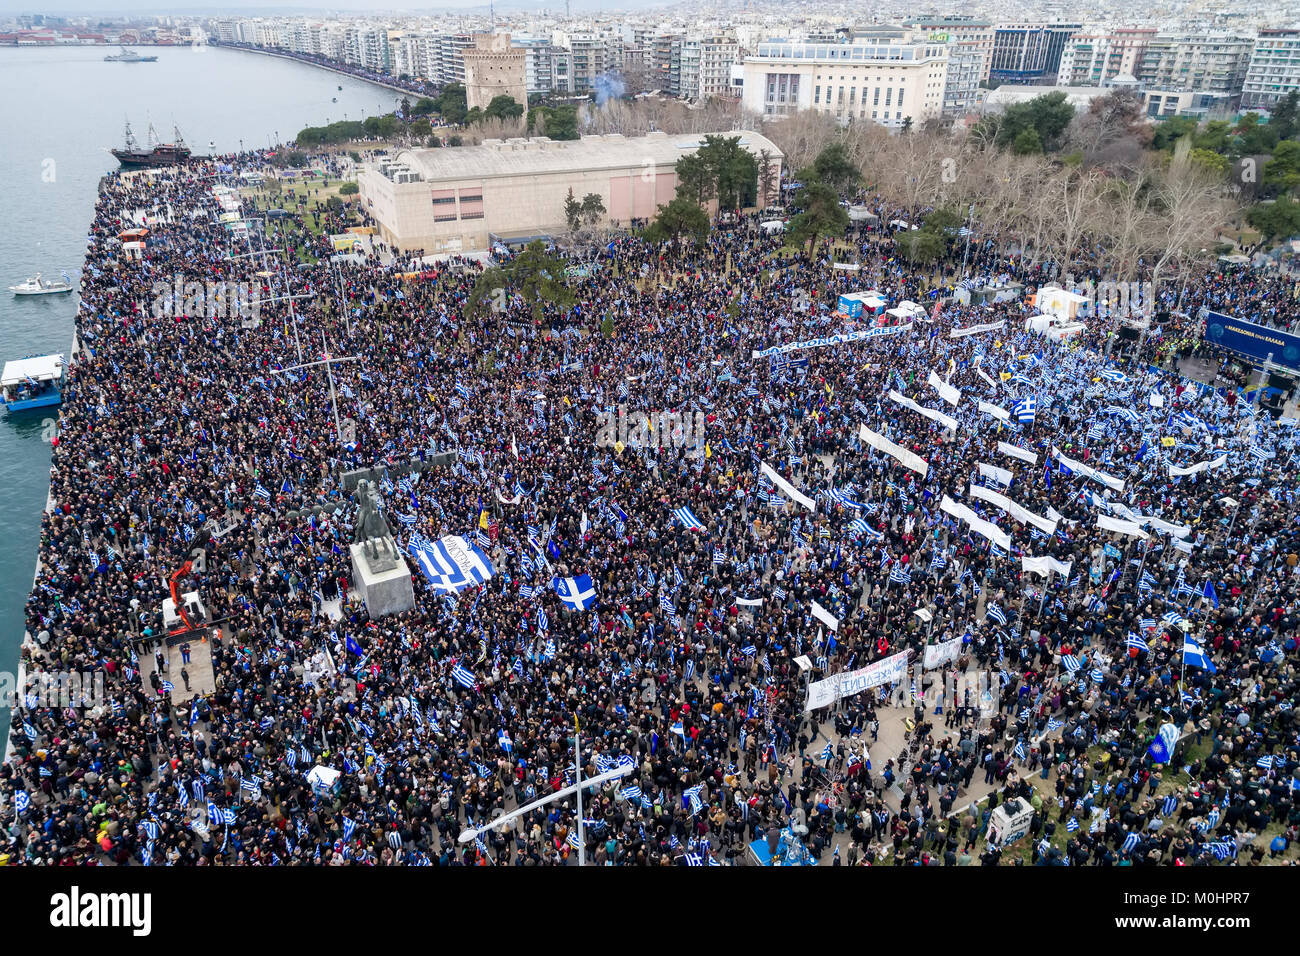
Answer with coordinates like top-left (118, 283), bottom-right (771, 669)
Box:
top-left (451, 663), bottom-right (477, 690)
top-left (553, 573), bottom-right (598, 611)
top-left (1009, 397), bottom-right (1036, 424)
top-left (408, 534), bottom-right (495, 593)
top-left (1183, 637), bottom-right (1217, 673)
top-left (672, 506), bottom-right (705, 531)
top-left (1147, 722), bottom-right (1180, 764)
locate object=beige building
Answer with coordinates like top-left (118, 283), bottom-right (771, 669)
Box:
top-left (742, 35), bottom-right (949, 129)
top-left (358, 131), bottom-right (783, 255)
top-left (463, 33), bottom-right (528, 112)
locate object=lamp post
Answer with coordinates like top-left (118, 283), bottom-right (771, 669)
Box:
top-left (457, 754), bottom-right (635, 865)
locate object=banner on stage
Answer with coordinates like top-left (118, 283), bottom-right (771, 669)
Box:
top-left (805, 650), bottom-right (910, 711)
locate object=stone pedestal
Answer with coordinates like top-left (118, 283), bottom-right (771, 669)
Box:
top-left (349, 544), bottom-right (415, 618)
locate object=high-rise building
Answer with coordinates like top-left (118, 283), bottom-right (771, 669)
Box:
top-left (988, 22), bottom-right (1083, 85)
top-left (1137, 33), bottom-right (1253, 97)
top-left (903, 17), bottom-right (994, 83)
top-left (1056, 28), bottom-right (1155, 88)
top-left (742, 33), bottom-right (949, 129)
top-left (1242, 28), bottom-right (1300, 109)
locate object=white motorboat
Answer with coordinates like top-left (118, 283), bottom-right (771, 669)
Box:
top-left (9, 272), bottom-right (75, 296)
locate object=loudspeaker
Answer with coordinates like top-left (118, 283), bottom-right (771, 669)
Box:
top-left (1268, 372), bottom-right (1293, 390)
top-left (1117, 326), bottom-right (1139, 341)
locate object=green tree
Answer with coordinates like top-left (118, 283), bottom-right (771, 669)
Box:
top-left (787, 181), bottom-right (848, 253)
top-left (644, 196), bottom-right (710, 245)
top-left (466, 240), bottom-right (574, 321)
top-left (485, 94), bottom-right (524, 121)
top-left (898, 228), bottom-right (947, 264)
top-left (338, 182), bottom-right (359, 195)
top-left (1188, 148), bottom-right (1231, 179)
top-left (991, 91), bottom-right (1074, 152)
top-left (805, 141), bottom-right (860, 193)
top-left (1246, 198), bottom-right (1300, 243)
top-left (411, 97), bottom-right (438, 116)
top-left (1153, 116), bottom-right (1198, 152)
top-left (580, 193), bottom-right (606, 226)
top-left (1263, 140), bottom-right (1300, 194)
top-left (544, 105), bottom-right (580, 140)
top-left (1010, 127), bottom-right (1043, 155)
top-left (464, 107), bottom-right (484, 125)
top-left (600, 316), bottom-right (615, 338)
top-left (1236, 113), bottom-right (1279, 155)
top-left (363, 116), bottom-right (381, 137)
top-left (675, 152), bottom-right (715, 205)
top-left (409, 118), bottom-right (432, 140)
top-left (563, 188), bottom-right (583, 231)
top-left (692, 135), bottom-right (758, 209)
top-left (400, 97), bottom-right (412, 120)
top-left (435, 84), bottom-right (468, 125)
top-left (1194, 120), bottom-right (1232, 154)
top-left (376, 114), bottom-right (402, 139)
top-left (1271, 91), bottom-right (1300, 141)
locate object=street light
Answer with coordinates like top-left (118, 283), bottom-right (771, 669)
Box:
top-left (457, 759), bottom-right (635, 865)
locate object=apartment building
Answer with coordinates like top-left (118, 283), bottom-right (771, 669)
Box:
top-left (1242, 27), bottom-right (1300, 109)
top-left (742, 34), bottom-right (949, 129)
top-left (1137, 32), bottom-right (1253, 96)
top-left (1056, 28), bottom-right (1156, 88)
top-left (903, 17), bottom-right (994, 83)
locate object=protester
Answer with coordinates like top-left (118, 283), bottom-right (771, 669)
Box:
top-left (1, 150), bottom-right (1296, 868)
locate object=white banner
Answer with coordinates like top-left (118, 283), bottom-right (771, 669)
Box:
top-left (858, 424), bottom-right (929, 478)
top-left (811, 600), bottom-right (840, 632)
top-left (980, 400), bottom-right (1010, 422)
top-left (1097, 514), bottom-right (1149, 540)
top-left (1168, 453), bottom-right (1228, 477)
top-left (927, 370), bottom-right (961, 407)
top-left (1054, 447), bottom-right (1125, 492)
top-left (949, 319), bottom-right (1006, 339)
top-left (941, 494), bottom-right (1012, 551)
top-left (1021, 555), bottom-right (1073, 578)
top-left (923, 637), bottom-right (963, 669)
top-left (998, 441), bottom-right (1037, 464)
top-left (751, 323), bottom-right (912, 359)
top-left (978, 462), bottom-right (1013, 487)
top-left (805, 650), bottom-right (910, 711)
top-left (736, 597), bottom-right (763, 607)
top-left (760, 461), bottom-right (816, 512)
top-left (888, 390), bottom-right (960, 431)
top-left (968, 484), bottom-right (1058, 535)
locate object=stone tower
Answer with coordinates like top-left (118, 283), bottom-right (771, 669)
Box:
top-left (463, 33), bottom-right (528, 113)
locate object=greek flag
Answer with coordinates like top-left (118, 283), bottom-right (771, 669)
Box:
top-left (1122, 832), bottom-right (1140, 854)
top-left (1182, 638), bottom-right (1216, 673)
top-left (986, 604), bottom-right (1007, 626)
top-left (537, 607), bottom-right (549, 631)
top-left (889, 565), bottom-right (911, 585)
top-left (408, 534), bottom-right (496, 593)
top-left (1067, 817), bottom-right (1079, 832)
top-left (620, 784), bottom-right (643, 802)
top-left (1009, 397), bottom-right (1036, 424)
top-left (672, 506), bottom-right (705, 531)
top-left (451, 664), bottom-right (476, 689)
top-left (553, 573), bottom-right (598, 611)
top-left (254, 484), bottom-right (272, 502)
top-left (1125, 633), bottom-right (1149, 652)
top-left (1061, 655), bottom-right (1081, 674)
top-left (1100, 369), bottom-right (1128, 383)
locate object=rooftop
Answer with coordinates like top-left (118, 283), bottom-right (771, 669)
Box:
top-left (387, 131), bottom-right (783, 183)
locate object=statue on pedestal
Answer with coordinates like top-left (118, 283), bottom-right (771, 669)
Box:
top-left (352, 479), bottom-right (400, 573)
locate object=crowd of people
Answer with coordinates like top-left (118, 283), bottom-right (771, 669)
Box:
top-left (1, 148), bottom-right (1297, 867)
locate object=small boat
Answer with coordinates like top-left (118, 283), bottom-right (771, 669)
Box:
top-left (105, 46), bottom-right (158, 63)
top-left (9, 272), bottom-right (74, 296)
top-left (338, 85), bottom-right (343, 91)
top-left (332, 97), bottom-right (337, 103)
top-left (1, 354), bottom-right (65, 412)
